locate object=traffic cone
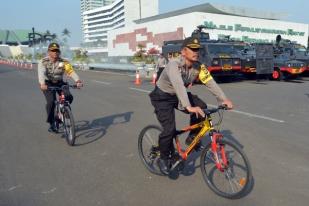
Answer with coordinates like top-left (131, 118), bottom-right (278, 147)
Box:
top-left (135, 72), bottom-right (141, 85)
top-left (151, 72), bottom-right (157, 84)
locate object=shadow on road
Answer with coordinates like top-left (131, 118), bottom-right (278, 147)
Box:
top-left (73, 111), bottom-right (133, 146)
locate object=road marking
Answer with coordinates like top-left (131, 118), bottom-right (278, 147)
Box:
top-left (129, 87), bottom-right (285, 123)
top-left (92, 80), bottom-right (111, 85)
top-left (207, 104), bottom-right (285, 123)
top-left (89, 70), bottom-right (132, 76)
top-left (129, 87), bottom-right (150, 93)
top-left (42, 187), bottom-right (57, 194)
top-left (8, 184), bottom-right (22, 191)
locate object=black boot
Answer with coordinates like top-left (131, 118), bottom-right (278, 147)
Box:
top-left (158, 158), bottom-right (170, 175)
top-left (48, 123), bottom-right (58, 133)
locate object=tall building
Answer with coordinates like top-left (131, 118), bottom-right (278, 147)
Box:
top-left (81, 0), bottom-right (116, 46)
top-left (82, 0), bottom-right (159, 53)
top-left (103, 0), bottom-right (115, 6)
top-left (81, 0), bottom-right (103, 13)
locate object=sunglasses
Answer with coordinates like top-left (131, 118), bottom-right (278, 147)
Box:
top-left (187, 47), bottom-right (200, 52)
top-left (49, 49), bottom-right (60, 53)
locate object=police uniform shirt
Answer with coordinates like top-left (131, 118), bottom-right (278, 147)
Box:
top-left (156, 56), bottom-right (227, 109)
top-left (38, 57), bottom-right (79, 84)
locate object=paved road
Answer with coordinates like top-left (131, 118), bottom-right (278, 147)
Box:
top-left (0, 65), bottom-right (308, 206)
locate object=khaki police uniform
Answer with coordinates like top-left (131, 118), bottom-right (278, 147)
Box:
top-left (149, 37), bottom-right (228, 160)
top-left (38, 56), bottom-right (80, 126)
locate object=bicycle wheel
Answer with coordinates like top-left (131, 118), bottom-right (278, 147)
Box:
top-left (63, 106), bottom-right (76, 146)
top-left (54, 102), bottom-right (61, 132)
top-left (138, 125), bottom-right (164, 176)
top-left (200, 138), bottom-right (252, 199)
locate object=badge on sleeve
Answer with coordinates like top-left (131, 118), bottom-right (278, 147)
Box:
top-left (199, 64), bottom-right (213, 84)
top-left (64, 62), bottom-right (74, 75)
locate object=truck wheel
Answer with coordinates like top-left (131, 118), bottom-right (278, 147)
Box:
top-left (272, 69), bottom-right (282, 81)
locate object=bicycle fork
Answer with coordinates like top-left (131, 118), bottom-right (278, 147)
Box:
top-left (210, 132), bottom-right (228, 172)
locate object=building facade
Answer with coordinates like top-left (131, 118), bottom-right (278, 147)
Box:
top-left (82, 0), bottom-right (159, 53)
top-left (107, 4), bottom-right (308, 57)
top-left (81, 0), bottom-right (104, 13)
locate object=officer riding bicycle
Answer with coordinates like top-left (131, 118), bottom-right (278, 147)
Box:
top-left (149, 37), bottom-right (233, 174)
top-left (37, 42), bottom-right (83, 133)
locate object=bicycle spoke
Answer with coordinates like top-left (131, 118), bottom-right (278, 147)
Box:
top-left (138, 125), bottom-right (164, 176)
top-left (200, 139), bottom-right (252, 198)
top-left (145, 132), bottom-right (156, 146)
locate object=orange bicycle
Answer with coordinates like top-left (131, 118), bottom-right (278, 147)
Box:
top-left (138, 105), bottom-right (253, 199)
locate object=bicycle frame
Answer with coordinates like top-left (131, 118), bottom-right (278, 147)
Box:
top-left (174, 110), bottom-right (228, 171)
top-left (174, 115), bottom-right (212, 160)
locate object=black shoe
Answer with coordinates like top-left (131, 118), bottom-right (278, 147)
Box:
top-left (48, 125), bottom-right (58, 133)
top-left (185, 135), bottom-right (203, 152)
top-left (158, 158), bottom-right (170, 175)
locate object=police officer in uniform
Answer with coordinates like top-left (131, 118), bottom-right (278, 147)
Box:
top-left (149, 37), bottom-right (233, 174)
top-left (38, 43), bottom-right (83, 132)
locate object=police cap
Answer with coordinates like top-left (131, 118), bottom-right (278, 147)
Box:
top-left (48, 42), bottom-right (60, 51)
top-left (182, 37), bottom-right (202, 49)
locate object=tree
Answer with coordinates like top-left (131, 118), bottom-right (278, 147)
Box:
top-left (62, 28), bottom-right (71, 44)
top-left (131, 44), bottom-right (147, 62)
top-left (73, 49), bottom-right (89, 63)
top-left (62, 28), bottom-right (71, 37)
top-left (147, 47), bottom-right (159, 55)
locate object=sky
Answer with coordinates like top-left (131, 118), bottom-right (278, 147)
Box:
top-left (0, 0), bottom-right (308, 46)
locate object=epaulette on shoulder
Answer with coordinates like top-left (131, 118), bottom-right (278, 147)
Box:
top-left (42, 56), bottom-right (49, 62)
top-left (63, 59), bottom-right (70, 64)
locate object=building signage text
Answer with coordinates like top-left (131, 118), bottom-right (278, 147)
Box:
top-left (204, 21), bottom-right (305, 36)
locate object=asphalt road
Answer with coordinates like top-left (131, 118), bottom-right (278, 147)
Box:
top-left (0, 65), bottom-right (308, 206)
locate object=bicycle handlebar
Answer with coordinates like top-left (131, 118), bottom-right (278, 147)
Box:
top-left (203, 105), bottom-right (228, 115)
top-left (47, 84), bottom-right (78, 91)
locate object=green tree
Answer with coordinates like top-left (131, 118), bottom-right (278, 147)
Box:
top-left (132, 44), bottom-right (147, 62)
top-left (73, 49), bottom-right (89, 63)
top-left (62, 28), bottom-right (71, 43)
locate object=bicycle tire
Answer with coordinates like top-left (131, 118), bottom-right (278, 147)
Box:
top-left (200, 138), bottom-right (253, 199)
top-left (138, 125), bottom-right (164, 176)
top-left (53, 103), bottom-right (60, 132)
top-left (63, 106), bottom-right (76, 146)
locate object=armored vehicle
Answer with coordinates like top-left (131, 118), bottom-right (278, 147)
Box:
top-left (232, 35), bottom-right (307, 80)
top-left (162, 25), bottom-right (242, 78)
top-left (272, 35), bottom-right (307, 80)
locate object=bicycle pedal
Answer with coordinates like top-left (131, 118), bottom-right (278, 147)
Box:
top-left (170, 159), bottom-right (183, 172)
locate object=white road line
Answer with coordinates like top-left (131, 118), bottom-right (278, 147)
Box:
top-left (92, 80), bottom-right (111, 85)
top-left (129, 87), bottom-right (151, 93)
top-left (89, 70), bottom-right (131, 76)
top-left (207, 104), bottom-right (285, 123)
top-left (130, 87), bottom-right (285, 123)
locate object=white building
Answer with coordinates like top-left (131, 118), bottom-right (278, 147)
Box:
top-left (82, 0), bottom-right (159, 53)
top-left (107, 3), bottom-right (309, 57)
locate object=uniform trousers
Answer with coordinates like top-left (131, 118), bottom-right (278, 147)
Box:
top-left (43, 81), bottom-right (73, 125)
top-left (149, 86), bottom-right (207, 160)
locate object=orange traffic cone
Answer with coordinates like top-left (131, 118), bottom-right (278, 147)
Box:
top-left (135, 72), bottom-right (141, 85)
top-left (151, 72), bottom-right (157, 84)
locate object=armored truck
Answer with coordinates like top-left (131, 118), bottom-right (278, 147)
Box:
top-left (162, 25), bottom-right (242, 78)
